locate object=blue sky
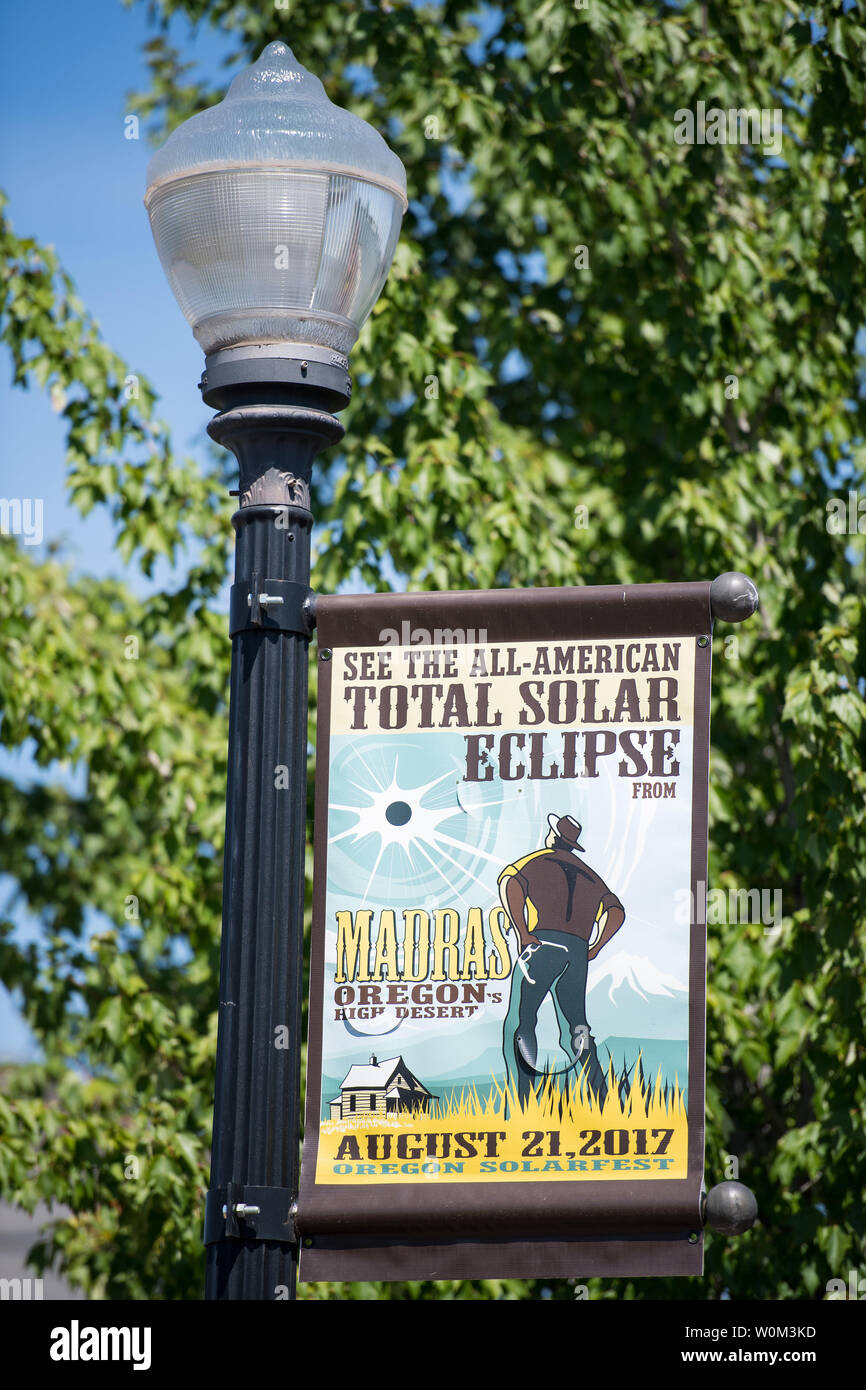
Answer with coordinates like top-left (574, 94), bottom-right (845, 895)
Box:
top-left (0, 0), bottom-right (239, 558)
top-left (0, 0), bottom-right (242, 1058)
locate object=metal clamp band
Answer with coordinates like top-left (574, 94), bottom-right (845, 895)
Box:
top-left (204, 1184), bottom-right (297, 1246)
top-left (229, 575), bottom-right (315, 637)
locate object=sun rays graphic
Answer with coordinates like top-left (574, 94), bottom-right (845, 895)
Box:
top-left (326, 738), bottom-right (503, 909)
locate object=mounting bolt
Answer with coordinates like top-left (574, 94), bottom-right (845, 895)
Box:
top-left (320, 648), bottom-right (332, 661)
top-left (248, 593), bottom-right (285, 609)
top-left (222, 1202), bottom-right (261, 1219)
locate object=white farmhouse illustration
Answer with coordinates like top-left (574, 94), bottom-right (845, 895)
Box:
top-left (330, 1055), bottom-right (435, 1120)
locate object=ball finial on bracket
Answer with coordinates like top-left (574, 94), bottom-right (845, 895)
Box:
top-left (703, 1181), bottom-right (759, 1236)
top-left (710, 572), bottom-right (759, 623)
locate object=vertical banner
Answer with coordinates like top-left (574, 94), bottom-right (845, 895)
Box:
top-left (299, 583), bottom-right (713, 1281)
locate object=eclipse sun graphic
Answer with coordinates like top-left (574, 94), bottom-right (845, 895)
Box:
top-left (327, 739), bottom-right (502, 909)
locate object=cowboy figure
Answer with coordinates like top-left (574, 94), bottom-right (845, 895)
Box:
top-left (498, 814), bottom-right (625, 1107)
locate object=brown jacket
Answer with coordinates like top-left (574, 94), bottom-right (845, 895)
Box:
top-left (498, 848), bottom-right (622, 940)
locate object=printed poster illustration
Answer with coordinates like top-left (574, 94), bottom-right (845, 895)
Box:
top-left (313, 633), bottom-right (694, 1186)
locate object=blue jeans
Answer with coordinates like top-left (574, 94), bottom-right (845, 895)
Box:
top-left (503, 929), bottom-right (607, 1107)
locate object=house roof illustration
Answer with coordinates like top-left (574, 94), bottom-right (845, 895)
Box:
top-left (339, 1055), bottom-right (432, 1096)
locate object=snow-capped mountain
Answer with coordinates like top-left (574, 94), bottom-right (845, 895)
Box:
top-left (586, 950), bottom-right (688, 1041)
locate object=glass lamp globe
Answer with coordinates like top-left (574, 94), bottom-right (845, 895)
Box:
top-left (144, 41), bottom-right (407, 359)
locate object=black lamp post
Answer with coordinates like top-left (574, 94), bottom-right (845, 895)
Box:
top-left (144, 41), bottom-right (406, 1301)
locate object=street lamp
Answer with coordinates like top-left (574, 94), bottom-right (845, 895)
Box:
top-left (144, 40), bottom-right (406, 1301)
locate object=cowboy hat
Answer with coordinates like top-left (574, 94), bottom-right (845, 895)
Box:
top-left (547, 813), bottom-right (585, 851)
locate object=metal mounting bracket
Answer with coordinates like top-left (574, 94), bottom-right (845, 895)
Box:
top-left (229, 574), bottom-right (315, 638)
top-left (204, 1183), bottom-right (297, 1246)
